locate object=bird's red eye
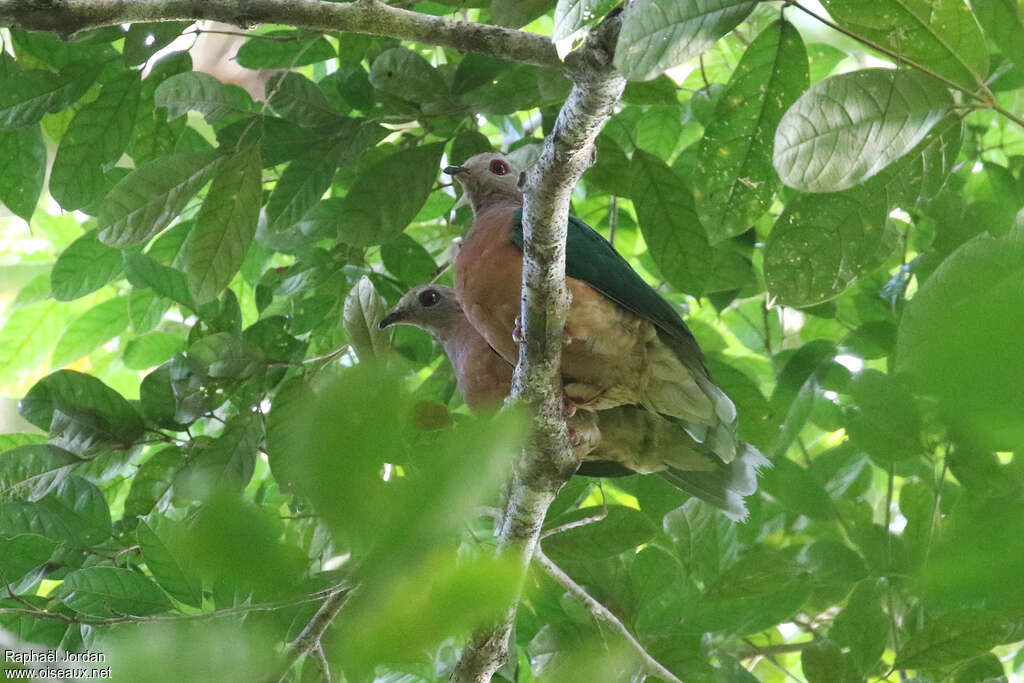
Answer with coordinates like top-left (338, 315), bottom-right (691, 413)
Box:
top-left (489, 159), bottom-right (510, 176)
top-left (418, 289), bottom-right (441, 307)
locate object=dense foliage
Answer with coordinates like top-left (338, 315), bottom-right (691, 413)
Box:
top-left (1, 1), bottom-right (1023, 681)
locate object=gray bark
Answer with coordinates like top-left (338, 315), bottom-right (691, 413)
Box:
top-left (451, 12), bottom-right (627, 683)
top-left (0, 0), bottom-right (560, 69)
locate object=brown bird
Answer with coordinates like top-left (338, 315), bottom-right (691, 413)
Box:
top-left (446, 152), bottom-right (742, 463)
top-left (379, 284), bottom-right (766, 519)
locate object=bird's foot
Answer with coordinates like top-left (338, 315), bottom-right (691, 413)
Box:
top-left (512, 316), bottom-right (525, 344)
top-left (512, 315), bottom-right (573, 345)
top-left (562, 394), bottom-right (578, 418)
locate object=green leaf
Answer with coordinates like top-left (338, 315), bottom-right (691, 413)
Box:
top-left (186, 333), bottom-right (265, 379)
top-left (634, 105), bottom-right (683, 160)
top-left (137, 518), bottom-right (202, 607)
top-left (154, 71), bottom-right (245, 122)
top-left (50, 69), bottom-right (141, 211)
top-left (97, 150), bottom-right (225, 247)
top-left (343, 276), bottom-right (389, 363)
top-left (763, 189), bottom-right (889, 306)
top-left (124, 446), bottom-right (185, 520)
top-left (0, 443), bottom-right (82, 500)
top-left (759, 457), bottom-right (836, 520)
top-left (267, 72), bottom-right (343, 128)
top-left (235, 32), bottom-right (335, 69)
top-left (0, 61), bottom-right (102, 130)
top-left (123, 23), bottom-right (189, 66)
top-left (180, 144), bottom-right (262, 304)
top-left (19, 370), bottom-right (145, 449)
top-left (820, 0), bottom-right (989, 89)
top-left (368, 48), bottom-right (448, 103)
top-left (895, 610), bottom-right (1009, 669)
top-left (630, 149), bottom-right (712, 295)
top-left (264, 123), bottom-right (369, 232)
top-left (0, 300), bottom-right (63, 386)
top-left (951, 653), bottom-right (1008, 683)
top-left (542, 505), bottom-right (657, 563)
top-left (695, 20), bottom-right (809, 242)
top-left (801, 640), bottom-right (847, 683)
top-left (896, 235), bottom-right (1024, 448)
top-left (338, 142), bottom-right (445, 247)
top-left (51, 230), bottom-right (123, 301)
top-left (871, 112), bottom-right (965, 207)
top-left (123, 332), bottom-right (185, 370)
top-left (51, 297), bottom-right (129, 368)
top-left (554, 0), bottom-right (619, 40)
top-left (491, 0), bottom-right (556, 28)
top-left (124, 252), bottom-right (196, 312)
top-left (974, 0), bottom-right (1024, 70)
top-left (0, 433), bottom-right (46, 451)
top-left (0, 476), bottom-right (111, 546)
top-left (56, 566), bottom-right (171, 617)
top-left (615, 0), bottom-right (757, 81)
top-left (774, 69), bottom-right (953, 193)
top-left (381, 233), bottom-right (437, 285)
top-left (176, 412), bottom-right (261, 498)
top-left (846, 369), bottom-right (922, 464)
top-left (0, 534), bottom-right (56, 586)
top-left (830, 580), bottom-right (889, 674)
top-left (0, 125), bottom-right (46, 221)
top-left (807, 43), bottom-right (848, 83)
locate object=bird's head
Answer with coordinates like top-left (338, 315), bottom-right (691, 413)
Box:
top-left (444, 153), bottom-right (523, 214)
top-left (378, 284), bottom-right (463, 336)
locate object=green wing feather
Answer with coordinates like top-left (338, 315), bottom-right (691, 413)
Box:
top-left (510, 210), bottom-right (702, 357)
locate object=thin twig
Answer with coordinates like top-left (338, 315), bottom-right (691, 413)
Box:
top-left (539, 508), bottom-right (608, 539)
top-left (534, 550), bottom-right (683, 683)
top-left (273, 587), bottom-right (350, 683)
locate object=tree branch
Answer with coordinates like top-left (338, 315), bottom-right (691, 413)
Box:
top-left (452, 11), bottom-right (627, 683)
top-left (273, 586), bottom-right (349, 683)
top-left (534, 550), bottom-right (683, 683)
top-left (0, 0), bottom-right (560, 70)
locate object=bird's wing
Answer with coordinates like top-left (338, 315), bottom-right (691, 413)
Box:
top-left (510, 210), bottom-right (706, 370)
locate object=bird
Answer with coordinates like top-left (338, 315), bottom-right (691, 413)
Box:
top-left (379, 284), bottom-right (767, 519)
top-left (446, 152), bottom-right (745, 467)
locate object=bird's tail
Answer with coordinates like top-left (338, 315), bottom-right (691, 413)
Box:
top-left (656, 443), bottom-right (771, 522)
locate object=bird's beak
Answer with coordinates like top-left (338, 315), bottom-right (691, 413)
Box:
top-left (378, 311), bottom-right (404, 329)
top-left (444, 165), bottom-right (468, 176)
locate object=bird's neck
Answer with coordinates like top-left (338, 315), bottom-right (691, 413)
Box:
top-left (471, 192), bottom-right (523, 217)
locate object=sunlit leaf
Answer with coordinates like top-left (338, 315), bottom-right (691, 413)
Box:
top-left (615, 0), bottom-right (757, 81)
top-left (774, 69), bottom-right (952, 193)
top-left (51, 230), bottom-right (123, 301)
top-left (820, 0), bottom-right (989, 89)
